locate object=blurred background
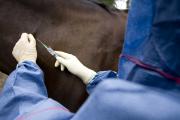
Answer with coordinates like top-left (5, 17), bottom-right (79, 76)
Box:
top-left (100, 0), bottom-right (130, 9)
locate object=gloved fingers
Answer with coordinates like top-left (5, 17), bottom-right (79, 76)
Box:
top-left (15, 33), bottom-right (27, 46)
top-left (55, 60), bottom-right (60, 67)
top-left (12, 33), bottom-right (37, 63)
top-left (20, 33), bottom-right (29, 43)
top-left (55, 56), bottom-right (67, 66)
top-left (28, 34), bottom-right (36, 46)
top-left (20, 33), bottom-right (28, 40)
top-left (13, 33), bottom-right (27, 52)
top-left (55, 61), bottom-right (65, 71)
top-left (61, 64), bottom-right (65, 71)
top-left (55, 51), bottom-right (73, 59)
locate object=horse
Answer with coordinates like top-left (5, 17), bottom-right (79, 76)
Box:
top-left (0, 0), bottom-right (127, 112)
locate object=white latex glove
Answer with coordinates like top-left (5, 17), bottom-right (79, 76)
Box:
top-left (12, 33), bottom-right (37, 63)
top-left (54, 51), bottom-right (97, 84)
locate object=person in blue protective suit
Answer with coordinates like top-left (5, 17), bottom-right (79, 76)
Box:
top-left (1, 0), bottom-right (180, 120)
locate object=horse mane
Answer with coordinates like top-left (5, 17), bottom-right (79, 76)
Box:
top-left (88, 0), bottom-right (118, 12)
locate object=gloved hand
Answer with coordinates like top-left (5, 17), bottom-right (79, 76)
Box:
top-left (54, 51), bottom-right (97, 84)
top-left (12, 33), bottom-right (37, 63)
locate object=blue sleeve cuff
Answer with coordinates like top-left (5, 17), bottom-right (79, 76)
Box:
top-left (2, 61), bottom-right (47, 97)
top-left (87, 70), bottom-right (118, 94)
top-left (17, 61), bottom-right (40, 70)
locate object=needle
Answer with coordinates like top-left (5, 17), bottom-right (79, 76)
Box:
top-left (37, 39), bottom-right (65, 71)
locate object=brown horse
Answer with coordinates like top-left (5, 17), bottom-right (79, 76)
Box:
top-left (0, 0), bottom-right (127, 111)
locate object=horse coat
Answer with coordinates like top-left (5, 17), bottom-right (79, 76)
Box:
top-left (0, 0), bottom-right (127, 111)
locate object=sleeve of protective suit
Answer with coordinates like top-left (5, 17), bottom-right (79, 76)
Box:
top-left (86, 71), bottom-right (118, 94)
top-left (0, 61), bottom-right (73, 120)
top-left (0, 60), bottom-right (118, 120)
top-left (1, 61), bottom-right (180, 120)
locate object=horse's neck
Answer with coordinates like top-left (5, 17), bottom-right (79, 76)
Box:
top-left (16, 0), bottom-right (107, 16)
top-left (0, 0), bottom-right (127, 111)
top-left (0, 0), bottom-right (125, 74)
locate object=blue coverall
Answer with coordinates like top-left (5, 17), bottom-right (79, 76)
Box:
top-left (1, 0), bottom-right (180, 119)
top-left (0, 61), bottom-right (180, 120)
